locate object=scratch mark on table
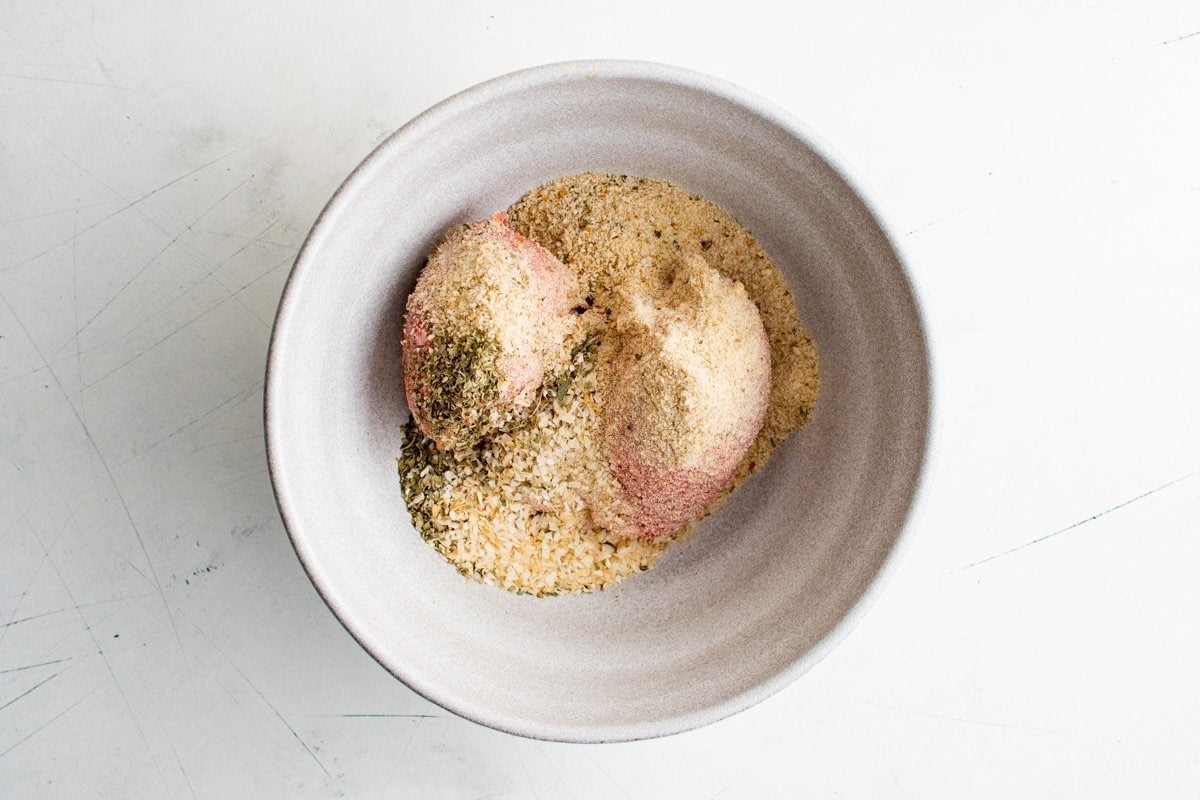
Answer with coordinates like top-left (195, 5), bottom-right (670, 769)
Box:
top-left (971, 419), bottom-right (1054, 563)
top-left (583, 750), bottom-right (634, 800)
top-left (73, 218), bottom-right (281, 391)
top-left (45, 213), bottom-right (272, 366)
top-left (46, 0), bottom-right (129, 90)
top-left (141, 687), bottom-right (200, 800)
top-left (21, 437), bottom-right (154, 599)
top-left (0, 198), bottom-right (116, 226)
top-left (379, 717), bottom-right (425, 797)
top-left (0, 484), bottom-right (58, 549)
top-left (178, 612), bottom-right (334, 781)
top-left (0, 682), bottom-right (101, 760)
top-left (228, 291), bottom-right (272, 329)
top-left (188, 173), bottom-right (256, 231)
top-left (72, 229), bottom-right (187, 339)
top-left (71, 210), bottom-right (83, 427)
top-left (186, 228), bottom-right (297, 249)
top-left (1, 131), bottom-right (278, 274)
top-left (0, 362), bottom-right (56, 389)
top-left (121, 380), bottom-right (264, 464)
top-left (512, 738), bottom-right (541, 800)
top-left (846, 695), bottom-right (1067, 734)
top-left (0, 593), bottom-right (158, 634)
top-left (0, 72), bottom-right (133, 90)
top-left (2, 197), bottom-right (126, 273)
top-left (4, 604), bottom-right (97, 630)
top-left (199, 0), bottom-right (265, 58)
top-left (37, 536), bottom-right (173, 793)
top-left (955, 470), bottom-right (1198, 572)
top-left (0, 659), bottom-right (71, 675)
top-left (49, 278), bottom-right (222, 370)
top-left (1160, 30), bottom-right (1200, 46)
top-left (336, 713), bottom-right (443, 718)
top-left (471, 790), bottom-right (516, 800)
top-left (0, 671), bottom-right (60, 713)
top-left (29, 600), bottom-right (149, 665)
top-left (904, 204), bottom-right (983, 237)
top-left (0, 293), bottom-right (194, 720)
top-left (1098, 574), bottom-right (1155, 623)
top-left (48, 213), bottom-right (290, 367)
top-left (0, 499), bottom-right (82, 652)
top-left (70, 423), bottom-right (188, 681)
top-left (238, 672), bottom-right (334, 780)
top-left (206, 218), bottom-right (282, 277)
top-left (234, 250), bottom-right (301, 293)
top-left (51, 240), bottom-right (287, 371)
top-left (536, 742), bottom-right (577, 800)
top-left (0, 22), bottom-right (29, 54)
top-left (212, 466), bottom-right (269, 491)
top-left (77, 292), bottom-right (237, 391)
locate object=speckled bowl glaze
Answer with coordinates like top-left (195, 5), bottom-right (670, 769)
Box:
top-left (265, 60), bottom-right (932, 742)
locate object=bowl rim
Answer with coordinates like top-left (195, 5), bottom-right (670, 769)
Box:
top-left (264, 58), bottom-right (938, 743)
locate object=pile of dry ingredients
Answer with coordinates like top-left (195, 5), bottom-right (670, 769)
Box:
top-left (399, 173), bottom-right (819, 596)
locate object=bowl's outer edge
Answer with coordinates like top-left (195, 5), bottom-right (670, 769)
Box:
top-left (264, 58), bottom-right (937, 743)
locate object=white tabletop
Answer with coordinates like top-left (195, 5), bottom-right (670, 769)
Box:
top-left (3, 2), bottom-right (1199, 797)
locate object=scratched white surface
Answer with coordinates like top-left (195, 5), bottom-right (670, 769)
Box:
top-left (2, 1), bottom-right (1199, 797)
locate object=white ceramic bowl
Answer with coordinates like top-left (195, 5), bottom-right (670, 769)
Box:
top-left (265, 60), bottom-right (932, 742)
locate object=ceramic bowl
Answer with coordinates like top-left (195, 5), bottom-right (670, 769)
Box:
top-left (265, 60), bottom-right (932, 742)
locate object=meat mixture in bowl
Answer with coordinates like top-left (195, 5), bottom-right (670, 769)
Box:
top-left (399, 173), bottom-right (819, 596)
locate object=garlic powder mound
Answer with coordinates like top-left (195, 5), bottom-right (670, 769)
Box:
top-left (594, 254), bottom-right (771, 539)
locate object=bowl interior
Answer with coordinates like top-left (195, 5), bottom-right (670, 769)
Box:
top-left (266, 62), bottom-right (930, 742)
